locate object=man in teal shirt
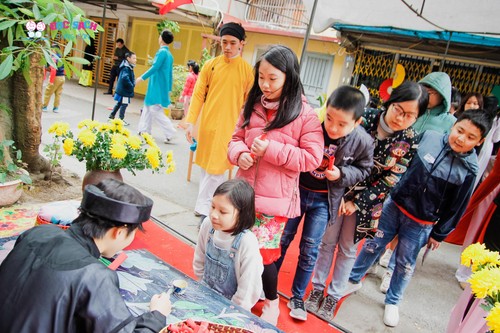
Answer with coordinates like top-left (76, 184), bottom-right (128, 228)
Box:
top-left (136, 29), bottom-right (177, 143)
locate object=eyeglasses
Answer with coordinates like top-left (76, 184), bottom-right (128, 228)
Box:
top-left (390, 103), bottom-right (418, 121)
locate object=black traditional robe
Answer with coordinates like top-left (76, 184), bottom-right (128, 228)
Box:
top-left (0, 224), bottom-right (165, 333)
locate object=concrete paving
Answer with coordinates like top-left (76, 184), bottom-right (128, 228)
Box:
top-left (40, 79), bottom-right (465, 333)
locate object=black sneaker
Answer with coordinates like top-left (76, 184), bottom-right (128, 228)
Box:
top-left (305, 289), bottom-right (324, 312)
top-left (317, 295), bottom-right (338, 320)
top-left (287, 296), bottom-right (307, 321)
top-left (103, 91), bottom-right (113, 95)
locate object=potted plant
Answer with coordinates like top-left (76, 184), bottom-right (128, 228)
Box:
top-left (0, 140), bottom-right (32, 206)
top-left (170, 64), bottom-right (189, 120)
top-left (47, 119), bottom-right (176, 190)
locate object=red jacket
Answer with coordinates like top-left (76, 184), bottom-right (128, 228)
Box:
top-left (181, 72), bottom-right (198, 97)
top-left (228, 97), bottom-right (324, 218)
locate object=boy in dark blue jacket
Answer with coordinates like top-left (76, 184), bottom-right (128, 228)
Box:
top-left (275, 86), bottom-right (374, 321)
top-left (109, 52), bottom-right (136, 126)
top-left (347, 109), bottom-right (492, 327)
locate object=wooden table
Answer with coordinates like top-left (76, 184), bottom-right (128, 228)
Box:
top-left (117, 249), bottom-right (283, 333)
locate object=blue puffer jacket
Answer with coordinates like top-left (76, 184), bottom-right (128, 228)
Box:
top-left (115, 60), bottom-right (135, 98)
top-left (391, 130), bottom-right (478, 242)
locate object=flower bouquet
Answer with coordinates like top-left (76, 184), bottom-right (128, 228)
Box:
top-left (48, 119), bottom-right (175, 175)
top-left (461, 243), bottom-right (500, 332)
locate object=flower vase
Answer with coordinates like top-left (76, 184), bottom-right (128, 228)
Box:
top-left (82, 169), bottom-right (123, 192)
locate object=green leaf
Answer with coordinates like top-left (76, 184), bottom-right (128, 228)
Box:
top-left (32, 3), bottom-right (41, 20)
top-left (18, 8), bottom-right (34, 17)
top-left (42, 48), bottom-right (57, 68)
top-left (66, 56), bottom-right (89, 65)
top-left (19, 174), bottom-right (32, 185)
top-left (42, 12), bottom-right (58, 25)
top-left (7, 26), bottom-right (13, 46)
top-left (0, 20), bottom-right (17, 30)
top-left (63, 40), bottom-right (72, 57)
top-left (3, 46), bottom-right (22, 52)
top-left (0, 54), bottom-right (14, 81)
top-left (21, 61), bottom-right (31, 84)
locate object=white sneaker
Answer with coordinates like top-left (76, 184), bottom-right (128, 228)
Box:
top-left (380, 270), bottom-right (392, 294)
top-left (260, 297), bottom-right (280, 326)
top-left (342, 281), bottom-right (363, 297)
top-left (379, 249), bottom-right (393, 268)
top-left (383, 304), bottom-right (399, 327)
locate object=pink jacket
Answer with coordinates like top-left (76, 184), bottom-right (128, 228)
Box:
top-left (181, 72), bottom-right (198, 97)
top-left (228, 98), bottom-right (324, 218)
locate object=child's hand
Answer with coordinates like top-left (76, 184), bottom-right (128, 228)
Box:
top-left (238, 152), bottom-right (255, 170)
top-left (427, 237), bottom-right (441, 250)
top-left (251, 137), bottom-right (269, 157)
top-left (135, 77), bottom-right (143, 84)
top-left (150, 292), bottom-right (172, 316)
top-left (325, 166), bottom-right (341, 181)
top-left (343, 201), bottom-right (357, 216)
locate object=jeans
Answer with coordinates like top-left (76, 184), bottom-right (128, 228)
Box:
top-left (311, 212), bottom-right (357, 299)
top-left (349, 197), bottom-right (433, 305)
top-left (275, 187), bottom-right (329, 299)
top-left (109, 100), bottom-right (129, 120)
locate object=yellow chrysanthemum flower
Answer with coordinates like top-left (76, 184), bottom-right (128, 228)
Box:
top-left (78, 119), bottom-right (99, 129)
top-left (165, 150), bottom-right (173, 163)
top-left (77, 129), bottom-right (97, 147)
top-left (62, 138), bottom-right (74, 155)
top-left (109, 118), bottom-right (124, 131)
top-left (468, 267), bottom-right (500, 299)
top-left (486, 303), bottom-right (500, 332)
top-left (99, 123), bottom-right (113, 132)
top-left (165, 161), bottom-right (176, 174)
top-left (141, 132), bottom-right (157, 148)
top-left (461, 243), bottom-right (488, 270)
top-left (110, 144), bottom-right (127, 159)
top-left (121, 128), bottom-right (131, 137)
top-left (127, 136), bottom-right (142, 150)
top-left (48, 122), bottom-right (70, 136)
top-left (111, 133), bottom-right (127, 145)
top-left (146, 147), bottom-right (161, 169)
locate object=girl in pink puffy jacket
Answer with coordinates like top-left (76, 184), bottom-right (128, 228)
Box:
top-left (228, 45), bottom-right (324, 325)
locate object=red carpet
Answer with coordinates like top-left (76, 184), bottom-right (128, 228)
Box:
top-left (129, 220), bottom-right (345, 333)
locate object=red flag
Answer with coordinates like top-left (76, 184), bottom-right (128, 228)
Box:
top-left (152, 0), bottom-right (193, 15)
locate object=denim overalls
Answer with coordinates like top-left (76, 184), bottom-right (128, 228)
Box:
top-left (203, 228), bottom-right (246, 299)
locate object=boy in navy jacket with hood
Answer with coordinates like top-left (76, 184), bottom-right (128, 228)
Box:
top-left (109, 52), bottom-right (136, 126)
top-left (347, 109), bottom-right (492, 327)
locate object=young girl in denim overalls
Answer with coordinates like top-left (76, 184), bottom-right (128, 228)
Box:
top-left (193, 179), bottom-right (263, 311)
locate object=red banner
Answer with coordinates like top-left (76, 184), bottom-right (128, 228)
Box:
top-left (152, 0), bottom-right (193, 15)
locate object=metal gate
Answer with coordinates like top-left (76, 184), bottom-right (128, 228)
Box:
top-left (352, 48), bottom-right (500, 102)
top-left (90, 17), bottom-right (119, 86)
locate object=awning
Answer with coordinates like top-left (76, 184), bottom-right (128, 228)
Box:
top-left (303, 0), bottom-right (500, 36)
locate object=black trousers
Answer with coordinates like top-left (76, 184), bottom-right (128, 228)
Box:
top-left (107, 65), bottom-right (120, 93)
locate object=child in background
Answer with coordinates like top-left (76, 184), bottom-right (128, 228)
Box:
top-left (454, 92), bottom-right (483, 118)
top-left (275, 86), bottom-right (374, 321)
top-left (228, 45), bottom-right (324, 325)
top-left (109, 52), bottom-right (137, 126)
top-left (178, 60), bottom-right (199, 130)
top-left (42, 43), bottom-right (65, 113)
top-left (347, 109), bottom-right (492, 327)
top-left (193, 179), bottom-right (263, 311)
top-left (306, 81), bottom-right (429, 319)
